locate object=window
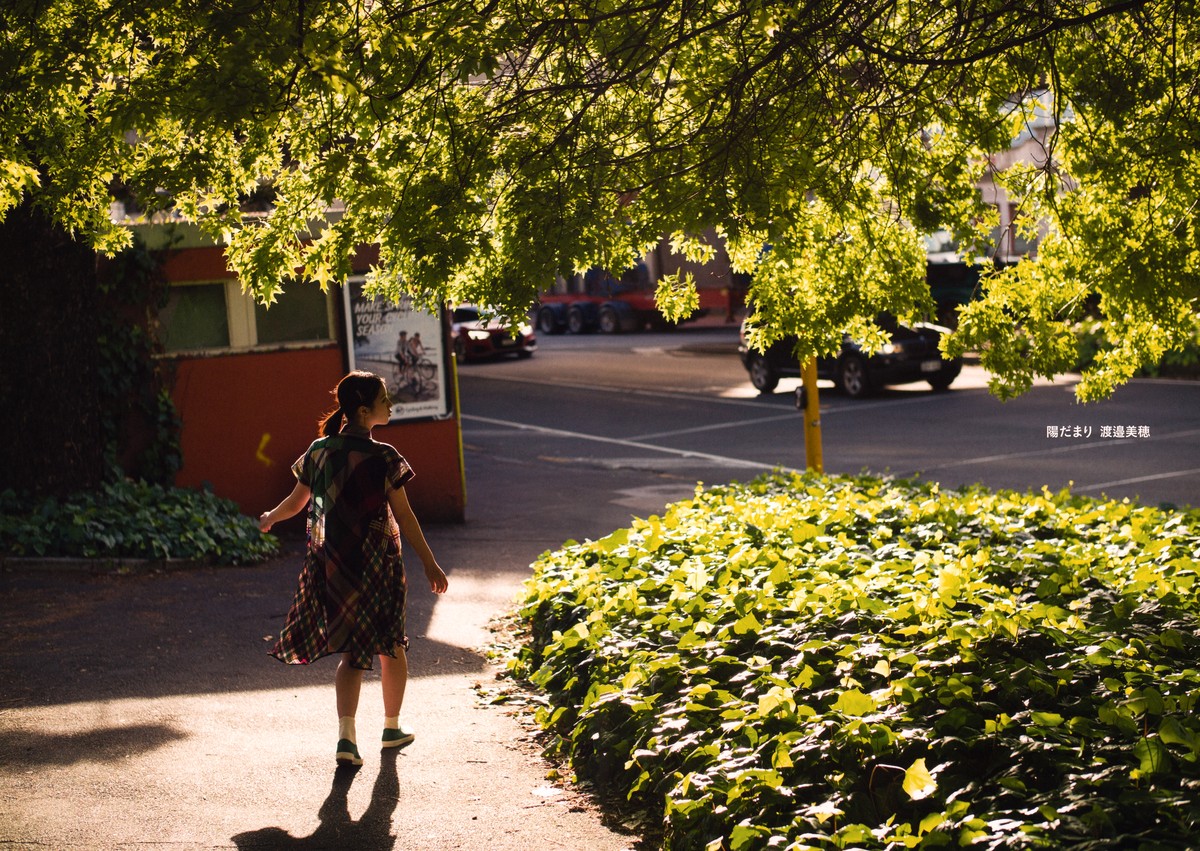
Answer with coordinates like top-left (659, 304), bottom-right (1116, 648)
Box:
top-left (160, 284), bottom-right (230, 351)
top-left (160, 280), bottom-right (336, 354)
top-left (255, 281), bottom-right (335, 345)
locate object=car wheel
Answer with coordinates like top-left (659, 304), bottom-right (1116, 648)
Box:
top-left (836, 354), bottom-right (871, 398)
top-left (537, 307), bottom-right (561, 334)
top-left (928, 360), bottom-right (961, 392)
top-left (598, 306), bottom-right (620, 334)
top-left (747, 354), bottom-right (780, 393)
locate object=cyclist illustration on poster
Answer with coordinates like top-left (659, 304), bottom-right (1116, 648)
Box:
top-left (342, 277), bottom-right (450, 422)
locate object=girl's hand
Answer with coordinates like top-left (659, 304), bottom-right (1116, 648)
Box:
top-left (424, 562), bottom-right (449, 594)
top-left (259, 483), bottom-right (311, 534)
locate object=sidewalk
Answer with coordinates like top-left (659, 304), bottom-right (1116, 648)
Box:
top-left (0, 448), bottom-right (645, 850)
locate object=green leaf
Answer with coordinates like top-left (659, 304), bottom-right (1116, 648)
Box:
top-left (1159, 717), bottom-right (1197, 750)
top-left (834, 689), bottom-right (877, 716)
top-left (1134, 737), bottom-right (1172, 775)
top-left (902, 758), bottom-right (937, 801)
top-left (919, 811), bottom-right (946, 835)
top-left (1030, 711), bottom-right (1064, 727)
top-left (598, 528), bottom-right (629, 552)
top-left (732, 611), bottom-right (762, 635)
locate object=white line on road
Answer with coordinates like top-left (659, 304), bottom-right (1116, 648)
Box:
top-left (629, 412), bottom-right (802, 441)
top-left (1076, 467), bottom-right (1200, 493)
top-left (463, 370), bottom-right (780, 408)
top-left (462, 414), bottom-right (797, 472)
top-left (920, 427), bottom-right (1200, 472)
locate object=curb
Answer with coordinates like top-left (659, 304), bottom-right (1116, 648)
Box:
top-left (677, 341), bottom-right (740, 356)
top-left (0, 556), bottom-right (211, 575)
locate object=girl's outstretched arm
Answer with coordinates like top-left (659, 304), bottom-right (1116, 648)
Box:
top-left (259, 482), bottom-right (311, 532)
top-left (388, 485), bottom-right (449, 594)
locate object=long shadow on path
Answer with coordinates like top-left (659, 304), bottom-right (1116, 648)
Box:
top-left (232, 750), bottom-right (400, 851)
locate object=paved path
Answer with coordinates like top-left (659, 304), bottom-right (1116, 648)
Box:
top-left (0, 448), bottom-right (646, 851)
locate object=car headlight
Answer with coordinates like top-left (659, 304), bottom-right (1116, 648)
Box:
top-left (518, 324), bottom-right (533, 336)
top-left (881, 343), bottom-right (898, 355)
top-left (467, 330), bottom-right (492, 341)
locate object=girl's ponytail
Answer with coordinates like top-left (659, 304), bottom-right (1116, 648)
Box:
top-left (318, 407), bottom-right (345, 437)
top-left (317, 371), bottom-right (385, 437)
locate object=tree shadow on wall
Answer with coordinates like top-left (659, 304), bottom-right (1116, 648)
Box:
top-left (232, 750), bottom-right (400, 851)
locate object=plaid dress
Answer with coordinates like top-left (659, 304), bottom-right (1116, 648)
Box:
top-left (272, 434), bottom-right (415, 670)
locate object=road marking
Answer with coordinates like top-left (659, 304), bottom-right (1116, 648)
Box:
top-left (463, 371), bottom-right (779, 407)
top-left (921, 427), bottom-right (1200, 471)
top-left (629, 413), bottom-right (802, 441)
top-left (1077, 467), bottom-right (1200, 494)
top-left (462, 414), bottom-right (797, 472)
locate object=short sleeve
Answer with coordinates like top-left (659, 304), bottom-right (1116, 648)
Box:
top-left (291, 441), bottom-right (319, 486)
top-left (383, 445), bottom-right (415, 491)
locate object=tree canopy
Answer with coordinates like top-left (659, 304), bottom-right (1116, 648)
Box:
top-left (3, 0), bottom-right (1197, 399)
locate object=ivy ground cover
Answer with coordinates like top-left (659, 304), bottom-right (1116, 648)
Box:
top-left (511, 473), bottom-right (1200, 849)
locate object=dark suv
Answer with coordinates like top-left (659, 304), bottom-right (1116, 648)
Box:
top-left (738, 314), bottom-right (962, 397)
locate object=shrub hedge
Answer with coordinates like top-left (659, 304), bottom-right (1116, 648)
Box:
top-left (512, 473), bottom-right (1200, 850)
top-left (0, 479), bottom-right (278, 565)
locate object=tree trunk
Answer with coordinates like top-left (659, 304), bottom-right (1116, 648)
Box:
top-left (0, 202), bottom-right (104, 497)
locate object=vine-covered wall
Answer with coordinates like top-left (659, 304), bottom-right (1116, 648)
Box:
top-left (0, 202), bottom-right (105, 497)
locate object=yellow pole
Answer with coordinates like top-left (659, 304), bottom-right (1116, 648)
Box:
top-left (801, 357), bottom-right (823, 473)
top-left (447, 309), bottom-right (468, 518)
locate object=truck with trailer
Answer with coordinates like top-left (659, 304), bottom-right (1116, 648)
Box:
top-left (534, 262), bottom-right (745, 334)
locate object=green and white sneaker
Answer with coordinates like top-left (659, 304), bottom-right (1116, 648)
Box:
top-left (381, 727), bottom-right (415, 749)
top-left (336, 739), bottom-right (363, 766)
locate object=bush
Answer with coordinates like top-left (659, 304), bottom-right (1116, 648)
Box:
top-left (511, 472), bottom-right (1200, 850)
top-left (0, 480), bottom-right (279, 565)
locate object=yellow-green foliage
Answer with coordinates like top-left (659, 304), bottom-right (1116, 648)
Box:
top-left (6, 2), bottom-right (1199, 400)
top-left (513, 473), bottom-right (1200, 850)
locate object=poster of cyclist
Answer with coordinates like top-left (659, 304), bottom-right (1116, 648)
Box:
top-left (342, 277), bottom-right (450, 422)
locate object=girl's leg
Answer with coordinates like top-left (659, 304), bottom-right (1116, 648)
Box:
top-left (335, 653), bottom-right (365, 718)
top-left (379, 645), bottom-right (408, 718)
top-left (335, 654), bottom-right (366, 765)
top-left (379, 646), bottom-right (414, 747)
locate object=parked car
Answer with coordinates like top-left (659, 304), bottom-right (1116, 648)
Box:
top-left (450, 305), bottom-right (537, 361)
top-left (738, 314), bottom-right (961, 397)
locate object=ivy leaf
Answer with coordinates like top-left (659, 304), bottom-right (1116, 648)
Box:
top-left (833, 689), bottom-right (876, 716)
top-left (903, 758), bottom-right (938, 801)
top-left (1031, 711), bottom-right (1065, 727)
top-left (1134, 738), bottom-right (1172, 775)
top-left (733, 612), bottom-right (762, 635)
top-left (1159, 717), bottom-right (1197, 751)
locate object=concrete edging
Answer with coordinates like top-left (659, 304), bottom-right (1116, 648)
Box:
top-left (0, 556), bottom-right (211, 575)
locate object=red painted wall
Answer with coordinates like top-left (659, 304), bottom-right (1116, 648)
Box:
top-left (169, 347), bottom-right (465, 524)
top-left (157, 237), bottom-right (465, 524)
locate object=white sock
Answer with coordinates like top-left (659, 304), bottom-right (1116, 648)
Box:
top-left (338, 716), bottom-right (357, 743)
top-left (384, 715), bottom-right (400, 730)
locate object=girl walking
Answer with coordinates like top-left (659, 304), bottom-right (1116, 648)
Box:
top-left (259, 371), bottom-right (449, 766)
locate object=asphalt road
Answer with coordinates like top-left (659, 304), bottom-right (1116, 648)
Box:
top-left (456, 324), bottom-right (1200, 513)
